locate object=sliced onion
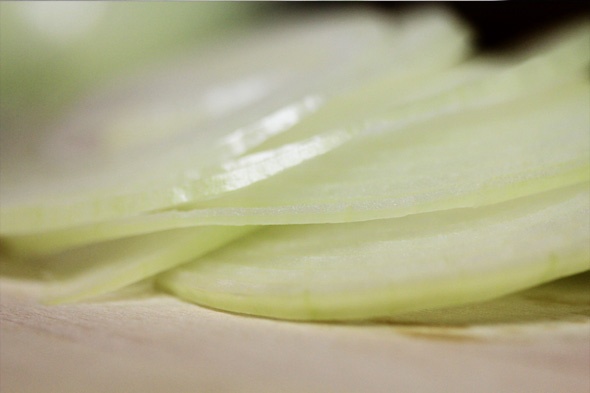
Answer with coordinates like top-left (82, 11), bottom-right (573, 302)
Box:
top-left (158, 184), bottom-right (590, 321)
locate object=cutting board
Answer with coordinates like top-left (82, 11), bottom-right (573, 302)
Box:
top-left (1, 274), bottom-right (589, 393)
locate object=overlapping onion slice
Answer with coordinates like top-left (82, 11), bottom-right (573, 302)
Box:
top-left (0, 10), bottom-right (588, 321)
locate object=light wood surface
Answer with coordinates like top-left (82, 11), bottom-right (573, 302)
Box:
top-left (1, 275), bottom-right (589, 393)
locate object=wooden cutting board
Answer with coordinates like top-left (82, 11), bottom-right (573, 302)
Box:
top-left (1, 274), bottom-right (589, 393)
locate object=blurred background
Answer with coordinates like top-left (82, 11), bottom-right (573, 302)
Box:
top-left (1, 2), bottom-right (588, 164)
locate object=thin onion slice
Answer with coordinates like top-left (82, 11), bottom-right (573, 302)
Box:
top-left (0, 8), bottom-right (471, 235)
top-left (33, 226), bottom-right (257, 304)
top-left (181, 81), bottom-right (588, 224)
top-left (7, 77), bottom-right (587, 257)
top-left (157, 183), bottom-right (590, 321)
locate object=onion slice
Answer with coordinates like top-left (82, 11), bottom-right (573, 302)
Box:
top-left (0, 8), bottom-right (471, 235)
top-left (33, 226), bottom-right (257, 304)
top-left (158, 183), bottom-right (590, 321)
top-left (7, 77), bottom-right (587, 257)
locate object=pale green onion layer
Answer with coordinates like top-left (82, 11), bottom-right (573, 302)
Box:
top-left (158, 183), bottom-right (590, 321)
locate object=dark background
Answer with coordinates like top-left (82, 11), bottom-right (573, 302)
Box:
top-left (272, 2), bottom-right (590, 50)
top-left (438, 2), bottom-right (589, 49)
